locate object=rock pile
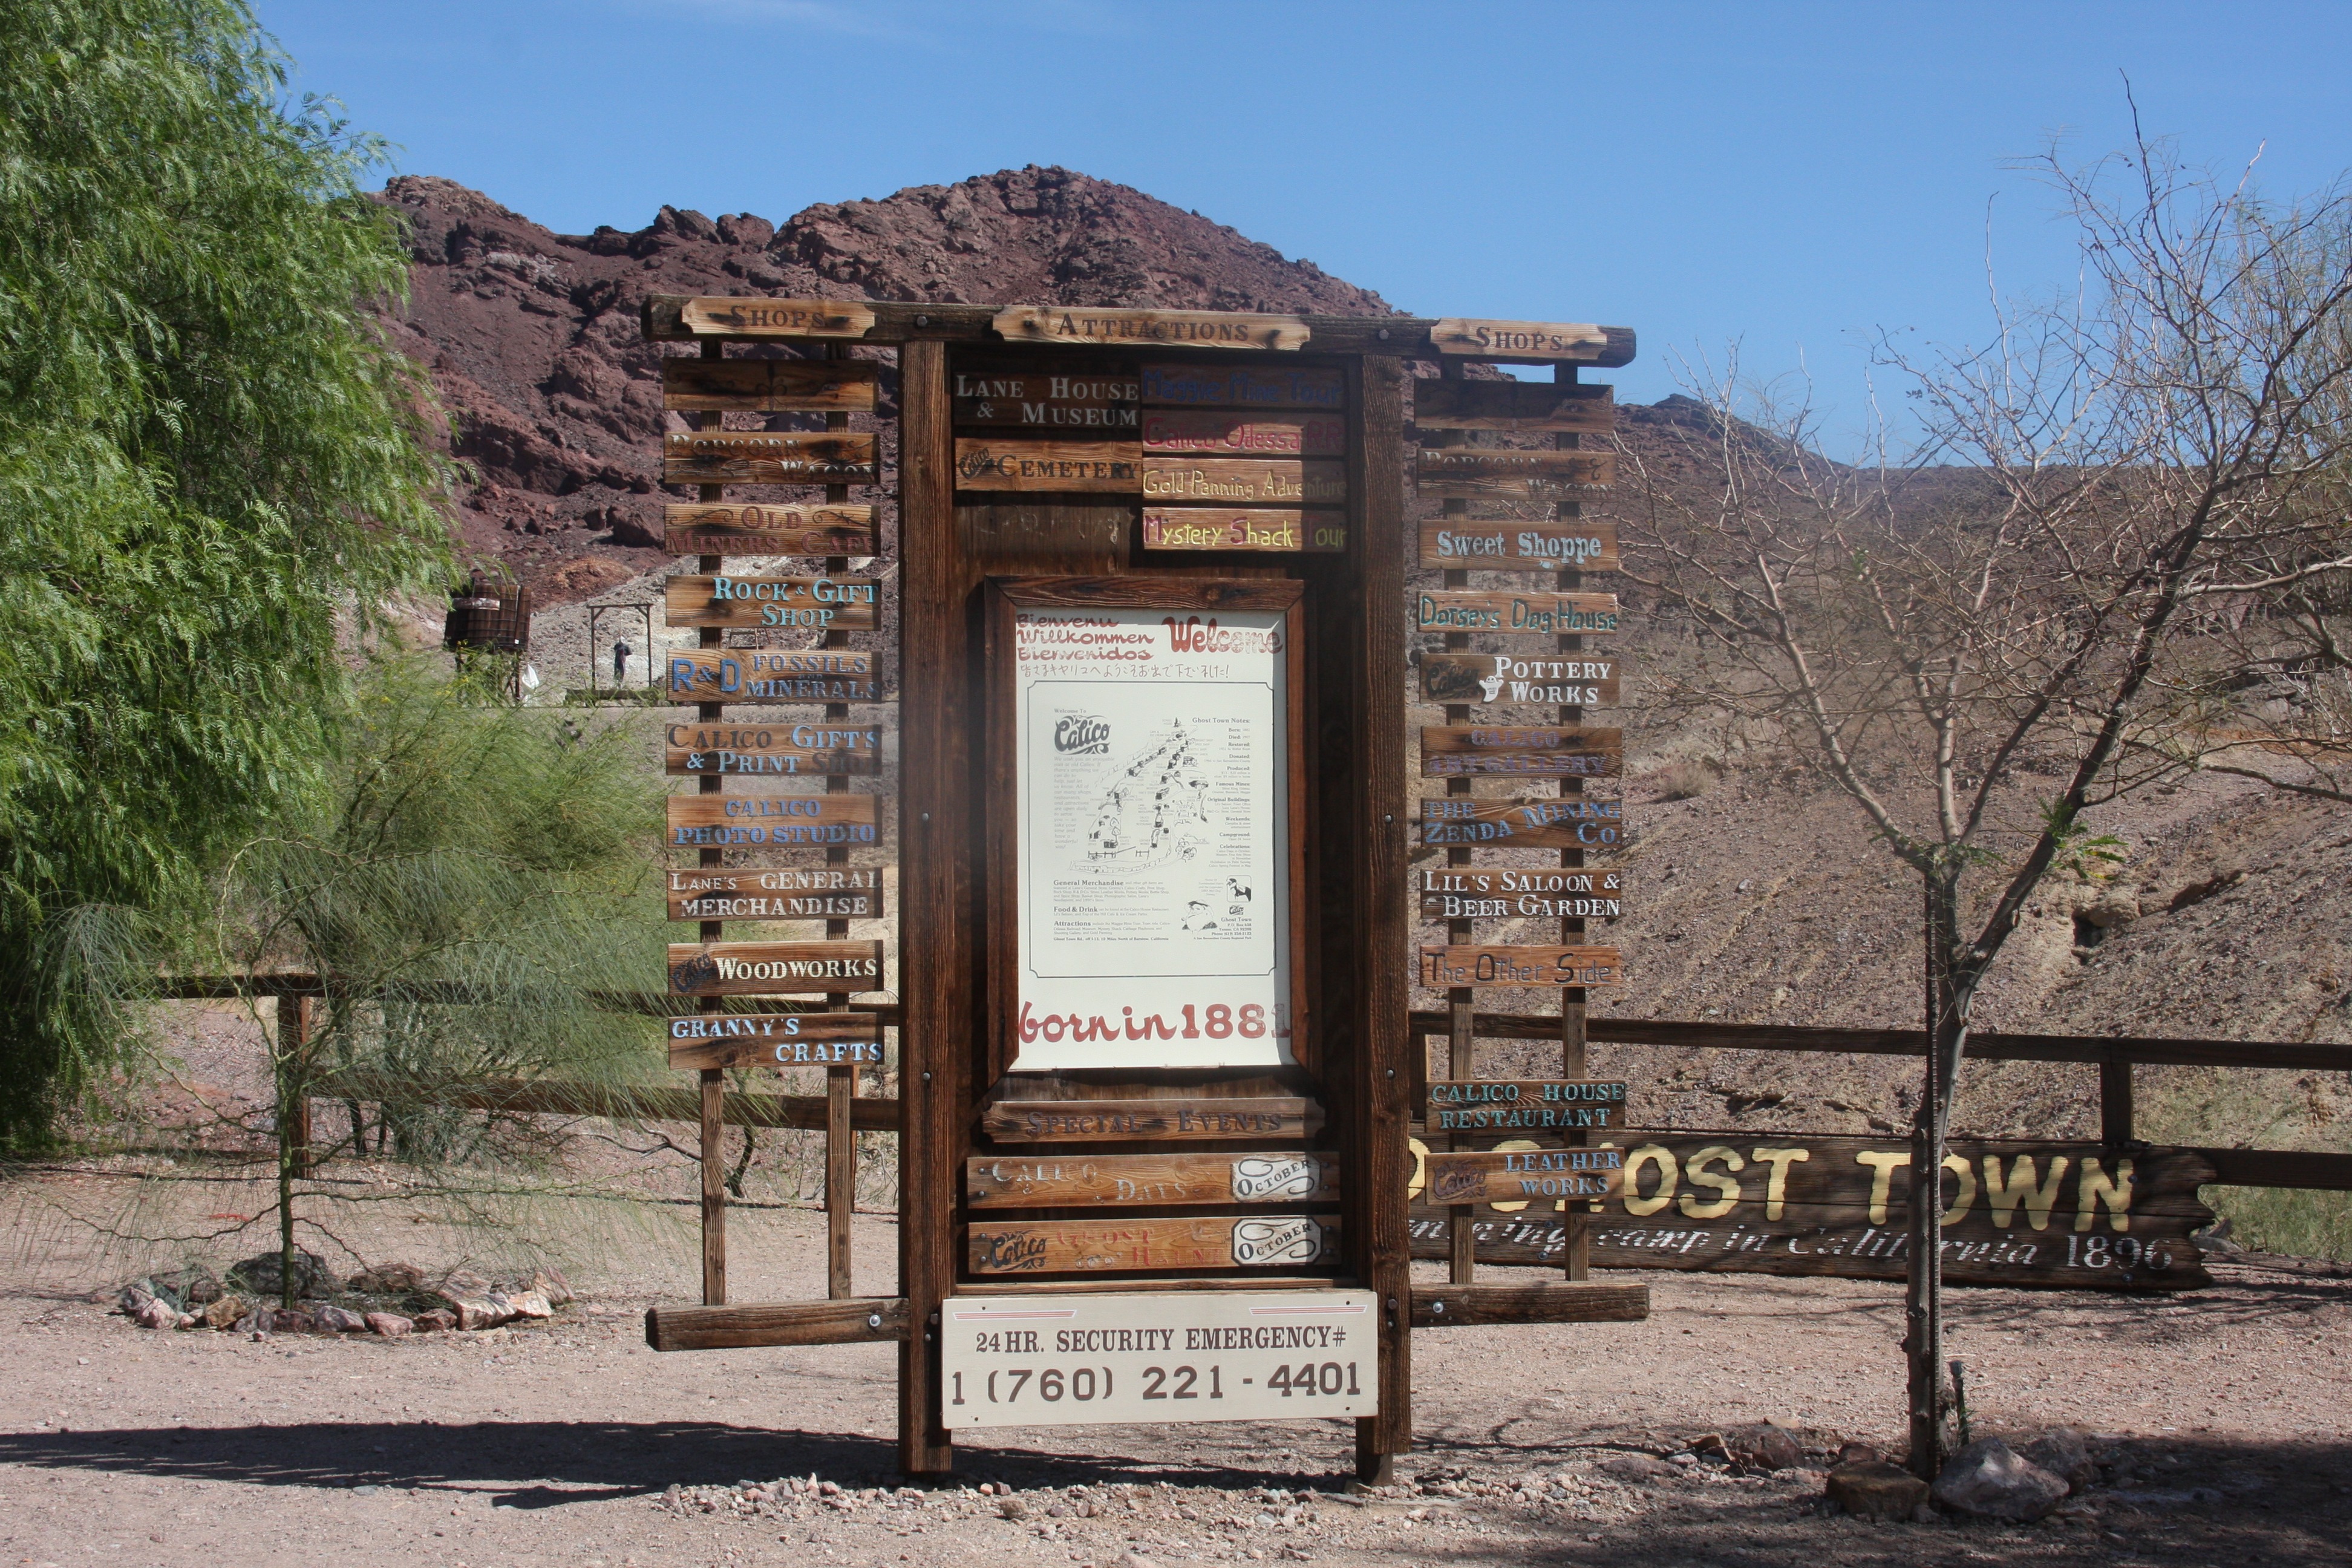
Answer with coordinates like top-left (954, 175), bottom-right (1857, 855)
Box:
top-left (111, 1257), bottom-right (580, 1339)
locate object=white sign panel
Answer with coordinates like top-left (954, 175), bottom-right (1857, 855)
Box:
top-left (941, 1290), bottom-right (1376, 1429)
top-left (1012, 605), bottom-right (1293, 1068)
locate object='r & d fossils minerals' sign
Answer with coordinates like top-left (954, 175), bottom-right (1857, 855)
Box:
top-left (1008, 600), bottom-right (1295, 1071)
top-left (939, 1290), bottom-right (1377, 1429)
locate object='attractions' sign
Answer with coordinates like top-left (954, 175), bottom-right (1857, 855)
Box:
top-left (995, 307), bottom-right (1309, 352)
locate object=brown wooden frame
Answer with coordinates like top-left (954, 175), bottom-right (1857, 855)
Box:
top-left (982, 575), bottom-right (1312, 1081)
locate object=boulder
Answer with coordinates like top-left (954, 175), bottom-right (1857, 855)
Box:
top-left (1725, 1422), bottom-right (1806, 1471)
top-left (413, 1308), bottom-right (457, 1333)
top-left (435, 1267), bottom-right (494, 1297)
top-left (315, 1305), bottom-right (370, 1333)
top-left (365, 1313), bottom-right (414, 1339)
top-left (134, 1296), bottom-right (178, 1330)
top-left (267, 1308), bottom-right (320, 1335)
top-left (345, 1263), bottom-right (426, 1295)
top-left (434, 1293), bottom-right (511, 1331)
top-left (531, 1268), bottom-right (575, 1306)
top-left (1826, 1458), bottom-right (1929, 1521)
top-left (153, 1266), bottom-right (221, 1305)
top-left (1598, 1452), bottom-right (1677, 1483)
top-left (2021, 1428), bottom-right (2097, 1495)
top-left (501, 1289), bottom-right (554, 1320)
top-left (119, 1278), bottom-right (163, 1315)
top-left (204, 1295), bottom-right (251, 1330)
top-left (228, 1249), bottom-right (335, 1299)
top-left (1932, 1439), bottom-right (2069, 1523)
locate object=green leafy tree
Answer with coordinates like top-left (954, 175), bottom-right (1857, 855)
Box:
top-left (0, 0), bottom-right (451, 1147)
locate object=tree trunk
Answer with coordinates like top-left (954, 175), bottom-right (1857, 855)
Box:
top-left (1906, 873), bottom-right (1972, 1479)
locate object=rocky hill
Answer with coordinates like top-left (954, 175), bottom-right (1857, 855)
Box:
top-left (373, 166), bottom-right (1393, 604)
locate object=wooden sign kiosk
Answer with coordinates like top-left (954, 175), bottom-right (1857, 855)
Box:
top-left (638, 298), bottom-right (1647, 1482)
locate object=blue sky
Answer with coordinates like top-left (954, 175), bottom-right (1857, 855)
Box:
top-left (260, 1), bottom-right (2352, 440)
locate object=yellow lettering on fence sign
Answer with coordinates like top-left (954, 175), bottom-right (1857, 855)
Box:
top-left (1855, 1150), bottom-right (1910, 1225)
top-left (2076, 1157), bottom-right (2135, 1233)
top-left (1622, 1144), bottom-right (1677, 1217)
top-left (1751, 1146), bottom-right (1809, 1220)
top-left (1679, 1147), bottom-right (1744, 1220)
top-left (1983, 1154), bottom-right (2070, 1232)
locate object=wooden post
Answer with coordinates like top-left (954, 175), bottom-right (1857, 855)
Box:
top-left (1351, 353), bottom-right (1413, 1485)
top-left (2101, 1057), bottom-right (2134, 1144)
top-left (277, 993), bottom-right (313, 1181)
top-left (896, 338), bottom-right (958, 1476)
top-left (1434, 361), bottom-right (1478, 1289)
top-left (697, 338), bottom-right (728, 1308)
top-left (822, 341), bottom-right (858, 1300)
top-left (1555, 364), bottom-right (1590, 1282)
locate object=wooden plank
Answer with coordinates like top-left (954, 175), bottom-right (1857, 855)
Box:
top-left (993, 306), bottom-right (1308, 352)
top-left (665, 648), bottom-right (887, 704)
top-left (952, 362), bottom-right (1140, 432)
top-left (662, 356), bottom-right (878, 412)
top-left (1141, 411), bottom-right (1345, 457)
top-left (665, 866), bottom-right (884, 922)
top-left (1419, 519), bottom-right (1619, 572)
top-left (662, 431), bottom-right (878, 486)
top-left (1140, 457), bottom-right (1347, 506)
top-left (1419, 864), bottom-right (1625, 920)
top-left (965, 1151), bottom-right (1340, 1208)
top-left (1413, 379), bottom-right (1615, 434)
top-left (1141, 508), bottom-right (1347, 553)
top-left (663, 503), bottom-right (878, 558)
top-left (662, 573), bottom-right (880, 630)
top-left (647, 1296), bottom-right (909, 1351)
top-left (1415, 448), bottom-right (1615, 498)
top-left (1414, 588), bottom-right (1622, 636)
top-left (675, 297), bottom-right (878, 339)
top-left (1410, 1282), bottom-right (1648, 1327)
top-left (1422, 652), bottom-right (1623, 707)
top-left (1419, 946), bottom-right (1623, 988)
top-left (981, 1097), bottom-right (1325, 1143)
top-left (666, 940), bottom-right (885, 996)
top-left (966, 1214), bottom-right (1340, 1273)
top-left (1420, 725), bottom-right (1624, 779)
top-left (1428, 318), bottom-right (1618, 363)
top-left (958, 501), bottom-right (1132, 560)
top-left (665, 792), bottom-right (879, 849)
top-left (953, 438), bottom-right (1141, 492)
top-left (2195, 1148), bottom-right (2352, 1191)
top-left (1417, 797), bottom-right (1626, 851)
top-left (321, 1070), bottom-right (897, 1131)
top-left (665, 718), bottom-right (881, 779)
top-left (1423, 1145), bottom-right (1625, 1205)
top-left (667, 1011), bottom-right (884, 1070)
top-left (1140, 362), bottom-right (1345, 410)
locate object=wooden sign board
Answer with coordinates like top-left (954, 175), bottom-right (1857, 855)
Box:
top-left (666, 1011), bottom-right (883, 1070)
top-left (1141, 412), bottom-right (1345, 457)
top-left (952, 364), bottom-right (1139, 432)
top-left (666, 940), bottom-right (885, 996)
top-left (1142, 509), bottom-right (1347, 554)
top-left (663, 503), bottom-right (877, 558)
top-left (1419, 866), bottom-right (1624, 920)
top-left (1414, 379), bottom-right (1613, 434)
top-left (1417, 945), bottom-right (1623, 988)
top-left (1418, 797), bottom-right (1625, 851)
top-left (965, 1151), bottom-right (1339, 1209)
top-left (662, 574), bottom-right (880, 630)
top-left (665, 719), bottom-right (882, 778)
top-left (665, 792), bottom-right (879, 849)
top-left (662, 357), bottom-right (877, 413)
top-left (662, 431), bottom-right (878, 485)
top-left (1426, 1079), bottom-right (1628, 1134)
top-left (1415, 448), bottom-right (1615, 498)
top-left (667, 649), bottom-right (886, 704)
top-left (1422, 652), bottom-right (1623, 707)
top-left (967, 1214), bottom-right (1339, 1274)
top-left (1420, 725), bottom-right (1624, 779)
top-left (666, 863), bottom-right (884, 921)
top-left (1428, 318), bottom-right (1615, 362)
top-left (994, 307), bottom-right (1308, 353)
top-left (1140, 457), bottom-right (1345, 506)
top-left (1423, 1145), bottom-right (1625, 1205)
top-left (1419, 520), bottom-right (1619, 572)
top-left (954, 439), bottom-right (1140, 492)
top-left (981, 1098), bottom-right (1324, 1143)
top-left (1406, 1135), bottom-right (2216, 1291)
top-left (676, 297), bottom-right (876, 338)
top-left (940, 1290), bottom-right (1377, 1428)
top-left (1414, 589), bottom-right (1621, 636)
top-left (1140, 362), bottom-right (1344, 410)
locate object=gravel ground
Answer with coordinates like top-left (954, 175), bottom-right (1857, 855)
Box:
top-left (4, 1198), bottom-right (2349, 1567)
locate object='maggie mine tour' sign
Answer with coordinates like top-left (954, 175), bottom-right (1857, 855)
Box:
top-left (1408, 1132), bottom-right (2215, 1290)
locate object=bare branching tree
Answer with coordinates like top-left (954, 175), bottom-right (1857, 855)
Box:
top-left (1617, 123), bottom-right (2352, 1475)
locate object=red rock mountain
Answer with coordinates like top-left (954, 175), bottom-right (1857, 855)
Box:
top-left (375, 168), bottom-right (1396, 603)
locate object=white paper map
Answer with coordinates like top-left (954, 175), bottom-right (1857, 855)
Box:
top-left (1013, 604), bottom-right (1292, 1069)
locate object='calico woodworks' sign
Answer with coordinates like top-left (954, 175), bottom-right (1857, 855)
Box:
top-left (666, 940), bottom-right (886, 996)
top-left (1405, 1132), bottom-right (2216, 1290)
top-left (1419, 520), bottom-right (1619, 572)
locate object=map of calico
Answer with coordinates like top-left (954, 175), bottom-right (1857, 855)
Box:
top-left (1087, 724), bottom-right (1209, 869)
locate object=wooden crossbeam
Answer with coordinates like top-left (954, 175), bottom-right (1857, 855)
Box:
top-left (647, 1296), bottom-right (910, 1351)
top-left (1409, 1282), bottom-right (1648, 1328)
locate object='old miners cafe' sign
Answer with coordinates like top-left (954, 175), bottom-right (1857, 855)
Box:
top-left (628, 296), bottom-right (2215, 1482)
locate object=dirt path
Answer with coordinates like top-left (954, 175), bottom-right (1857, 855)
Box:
top-left (4, 1203), bottom-right (2349, 1567)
